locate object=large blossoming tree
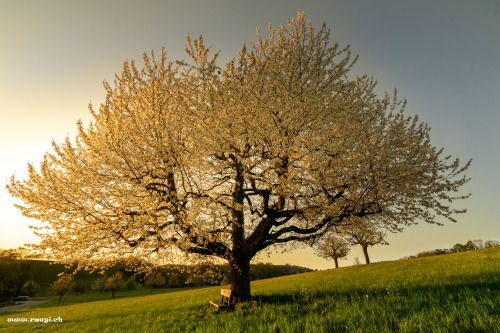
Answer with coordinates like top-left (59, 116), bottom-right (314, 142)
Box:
top-left (7, 13), bottom-right (470, 303)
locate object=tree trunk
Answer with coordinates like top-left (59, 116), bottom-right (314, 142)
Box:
top-left (334, 258), bottom-right (339, 268)
top-left (58, 294), bottom-right (63, 303)
top-left (229, 258), bottom-right (251, 304)
top-left (228, 164), bottom-right (251, 304)
top-left (362, 246), bottom-right (370, 264)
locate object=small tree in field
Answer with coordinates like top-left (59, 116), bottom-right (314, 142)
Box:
top-left (72, 280), bottom-right (87, 296)
top-left (6, 13), bottom-right (471, 304)
top-left (50, 273), bottom-right (74, 303)
top-left (91, 275), bottom-right (107, 294)
top-left (314, 233), bottom-right (350, 268)
top-left (485, 240), bottom-right (500, 248)
top-left (338, 217), bottom-right (388, 264)
top-left (125, 276), bottom-right (137, 291)
top-left (145, 271), bottom-right (166, 292)
top-left (105, 272), bottom-right (124, 297)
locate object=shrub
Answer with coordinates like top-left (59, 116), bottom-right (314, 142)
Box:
top-left (20, 280), bottom-right (40, 297)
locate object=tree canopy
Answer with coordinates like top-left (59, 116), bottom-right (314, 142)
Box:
top-left (314, 233), bottom-right (350, 268)
top-left (337, 217), bottom-right (388, 264)
top-left (50, 273), bottom-right (74, 303)
top-left (7, 13), bottom-right (470, 303)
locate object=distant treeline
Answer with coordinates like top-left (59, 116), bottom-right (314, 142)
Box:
top-left (403, 239), bottom-right (499, 259)
top-left (143, 262), bottom-right (313, 288)
top-left (0, 250), bottom-right (312, 301)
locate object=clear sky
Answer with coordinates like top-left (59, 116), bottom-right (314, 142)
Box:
top-left (1, 0), bottom-right (499, 270)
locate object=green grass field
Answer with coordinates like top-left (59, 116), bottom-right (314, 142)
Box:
top-left (1, 247), bottom-right (499, 332)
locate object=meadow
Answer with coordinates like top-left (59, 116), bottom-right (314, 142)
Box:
top-left (1, 247), bottom-right (499, 332)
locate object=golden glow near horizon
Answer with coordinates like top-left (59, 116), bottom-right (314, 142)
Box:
top-left (1, 1), bottom-right (499, 269)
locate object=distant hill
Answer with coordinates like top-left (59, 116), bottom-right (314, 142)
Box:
top-left (0, 257), bottom-right (313, 297)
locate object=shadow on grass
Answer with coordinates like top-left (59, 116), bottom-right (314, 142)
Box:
top-left (248, 278), bottom-right (499, 333)
top-left (253, 278), bottom-right (500, 309)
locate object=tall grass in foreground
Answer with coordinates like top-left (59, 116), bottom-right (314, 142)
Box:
top-left (1, 247), bottom-right (499, 332)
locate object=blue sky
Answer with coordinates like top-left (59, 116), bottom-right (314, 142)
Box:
top-left (1, 0), bottom-right (498, 269)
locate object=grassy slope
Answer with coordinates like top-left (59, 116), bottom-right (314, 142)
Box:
top-left (1, 247), bottom-right (499, 333)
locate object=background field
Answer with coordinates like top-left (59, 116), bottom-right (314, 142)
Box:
top-left (1, 247), bottom-right (499, 332)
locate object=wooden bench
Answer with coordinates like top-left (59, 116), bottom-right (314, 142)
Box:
top-left (209, 289), bottom-right (232, 310)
